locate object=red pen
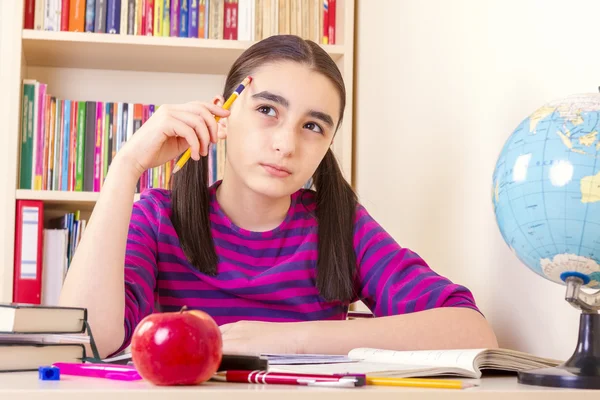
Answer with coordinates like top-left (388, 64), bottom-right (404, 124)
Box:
top-left (213, 370), bottom-right (366, 387)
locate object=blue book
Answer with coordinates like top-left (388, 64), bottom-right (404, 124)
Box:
top-left (85, 0), bottom-right (96, 31)
top-left (106, 0), bottom-right (121, 34)
top-left (179, 0), bottom-right (189, 37)
top-left (188, 0), bottom-right (198, 37)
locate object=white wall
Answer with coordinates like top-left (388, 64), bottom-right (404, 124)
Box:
top-left (354, 0), bottom-right (600, 361)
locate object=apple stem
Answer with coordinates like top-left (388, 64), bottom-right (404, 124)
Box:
top-left (180, 306), bottom-right (188, 313)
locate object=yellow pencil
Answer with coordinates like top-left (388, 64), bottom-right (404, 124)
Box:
top-left (366, 376), bottom-right (477, 389)
top-left (172, 75), bottom-right (253, 174)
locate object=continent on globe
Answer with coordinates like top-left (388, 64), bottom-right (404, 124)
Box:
top-left (540, 254), bottom-right (600, 289)
top-left (580, 171), bottom-right (600, 203)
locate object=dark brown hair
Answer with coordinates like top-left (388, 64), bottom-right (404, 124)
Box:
top-left (170, 35), bottom-right (358, 302)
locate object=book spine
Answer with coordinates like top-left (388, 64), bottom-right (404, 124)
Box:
top-left (145, 0), bottom-right (154, 35)
top-left (154, 0), bottom-right (163, 35)
top-left (136, 0), bottom-right (144, 34)
top-left (197, 0), bottom-right (205, 38)
top-left (69, 0), bottom-right (86, 31)
top-left (208, 0), bottom-right (223, 39)
top-left (68, 102), bottom-right (77, 190)
top-left (30, 82), bottom-right (39, 190)
top-left (52, 99), bottom-right (61, 191)
top-left (60, 0), bottom-right (70, 30)
top-left (84, 101), bottom-right (96, 192)
top-left (322, 0), bottom-right (328, 44)
top-left (103, 103), bottom-right (111, 184)
top-left (13, 200), bottom-right (44, 305)
top-left (163, 0), bottom-right (171, 36)
top-left (128, 0), bottom-right (136, 34)
top-left (95, 0), bottom-right (107, 32)
top-left (170, 0), bottom-right (180, 36)
top-left (62, 99), bottom-right (71, 191)
top-left (20, 81), bottom-right (35, 190)
top-left (24, 0), bottom-right (35, 29)
top-left (34, 0), bottom-right (46, 30)
top-left (34, 85), bottom-right (44, 190)
top-left (188, 0), bottom-right (198, 37)
top-left (120, 0), bottom-right (129, 34)
top-left (224, 0), bottom-right (237, 39)
top-left (85, 0), bottom-right (96, 31)
top-left (94, 102), bottom-right (103, 191)
top-left (46, 97), bottom-right (56, 190)
top-left (179, 0), bottom-right (188, 37)
top-left (328, 0), bottom-right (335, 44)
top-left (75, 101), bottom-right (86, 191)
top-left (42, 94), bottom-right (51, 190)
top-left (106, 0), bottom-right (121, 33)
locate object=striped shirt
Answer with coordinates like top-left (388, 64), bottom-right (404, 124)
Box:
top-left (120, 182), bottom-right (479, 352)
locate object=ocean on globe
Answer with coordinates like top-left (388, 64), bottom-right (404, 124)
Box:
top-left (492, 93), bottom-right (600, 289)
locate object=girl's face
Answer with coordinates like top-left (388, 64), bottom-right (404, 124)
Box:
top-left (220, 61), bottom-right (341, 199)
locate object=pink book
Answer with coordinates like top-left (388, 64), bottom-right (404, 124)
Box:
top-left (34, 83), bottom-right (47, 190)
top-left (94, 102), bottom-right (104, 192)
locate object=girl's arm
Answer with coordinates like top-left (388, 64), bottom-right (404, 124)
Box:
top-left (296, 307), bottom-right (498, 354)
top-left (58, 155), bottom-right (141, 358)
top-left (220, 204), bottom-right (498, 355)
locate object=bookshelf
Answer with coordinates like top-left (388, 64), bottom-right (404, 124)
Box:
top-left (0, 0), bottom-right (355, 304)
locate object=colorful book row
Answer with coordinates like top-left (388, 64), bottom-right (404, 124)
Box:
top-left (19, 79), bottom-right (225, 193)
top-left (23, 0), bottom-right (337, 44)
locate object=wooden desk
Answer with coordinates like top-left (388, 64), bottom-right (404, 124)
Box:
top-left (0, 372), bottom-right (599, 400)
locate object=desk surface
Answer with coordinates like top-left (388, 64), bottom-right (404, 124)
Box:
top-left (1, 372), bottom-right (599, 400)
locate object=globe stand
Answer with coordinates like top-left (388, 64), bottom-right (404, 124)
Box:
top-left (518, 276), bottom-right (600, 389)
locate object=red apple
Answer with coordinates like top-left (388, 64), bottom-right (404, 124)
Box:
top-left (130, 307), bottom-right (222, 386)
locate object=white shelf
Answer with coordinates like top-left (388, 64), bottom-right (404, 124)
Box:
top-left (16, 189), bottom-right (140, 207)
top-left (21, 30), bottom-right (346, 74)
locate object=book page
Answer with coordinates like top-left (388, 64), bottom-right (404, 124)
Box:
top-left (269, 361), bottom-right (470, 378)
top-left (348, 348), bottom-right (486, 375)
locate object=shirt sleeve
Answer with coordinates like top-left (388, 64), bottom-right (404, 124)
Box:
top-left (112, 193), bottom-right (159, 355)
top-left (353, 204), bottom-right (480, 317)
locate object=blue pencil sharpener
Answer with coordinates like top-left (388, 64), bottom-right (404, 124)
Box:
top-left (38, 366), bottom-right (60, 381)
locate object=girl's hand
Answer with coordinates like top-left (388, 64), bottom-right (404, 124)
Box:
top-left (220, 320), bottom-right (304, 355)
top-left (119, 100), bottom-right (230, 177)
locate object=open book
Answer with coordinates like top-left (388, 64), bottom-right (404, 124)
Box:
top-left (269, 348), bottom-right (563, 379)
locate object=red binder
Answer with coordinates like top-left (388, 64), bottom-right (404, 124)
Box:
top-left (13, 200), bottom-right (44, 304)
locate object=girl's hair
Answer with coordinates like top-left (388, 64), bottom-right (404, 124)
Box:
top-left (170, 35), bottom-right (358, 302)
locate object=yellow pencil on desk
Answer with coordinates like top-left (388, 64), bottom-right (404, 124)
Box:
top-left (366, 376), bottom-right (478, 389)
top-left (172, 75), bottom-right (253, 174)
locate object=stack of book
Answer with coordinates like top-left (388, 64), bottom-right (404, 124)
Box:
top-left (0, 303), bottom-right (89, 372)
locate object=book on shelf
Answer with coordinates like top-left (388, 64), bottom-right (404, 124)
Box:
top-left (267, 347), bottom-right (564, 379)
top-left (18, 79), bottom-right (226, 194)
top-left (22, 0), bottom-right (336, 45)
top-left (0, 303), bottom-right (89, 372)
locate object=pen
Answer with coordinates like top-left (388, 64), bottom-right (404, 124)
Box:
top-left (213, 370), bottom-right (366, 387)
top-left (52, 362), bottom-right (143, 381)
top-left (172, 75), bottom-right (253, 174)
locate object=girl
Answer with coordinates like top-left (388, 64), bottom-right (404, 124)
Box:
top-left (59, 35), bottom-right (498, 359)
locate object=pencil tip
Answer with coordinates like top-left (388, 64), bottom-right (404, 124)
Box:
top-left (172, 165), bottom-right (181, 174)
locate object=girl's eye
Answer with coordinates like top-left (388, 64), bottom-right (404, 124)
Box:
top-left (257, 106), bottom-right (276, 117)
top-left (304, 122), bottom-right (323, 134)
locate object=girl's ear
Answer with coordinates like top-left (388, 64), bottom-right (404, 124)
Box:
top-left (212, 95), bottom-right (228, 139)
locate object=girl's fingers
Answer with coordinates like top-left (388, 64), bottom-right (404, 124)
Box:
top-left (169, 110), bottom-right (211, 156)
top-left (177, 101), bottom-right (231, 119)
top-left (165, 117), bottom-right (201, 160)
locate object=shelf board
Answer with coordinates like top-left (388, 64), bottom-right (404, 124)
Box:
top-left (16, 189), bottom-right (140, 207)
top-left (21, 30), bottom-right (346, 74)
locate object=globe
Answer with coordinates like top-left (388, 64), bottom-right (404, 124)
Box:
top-left (492, 93), bottom-right (600, 290)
